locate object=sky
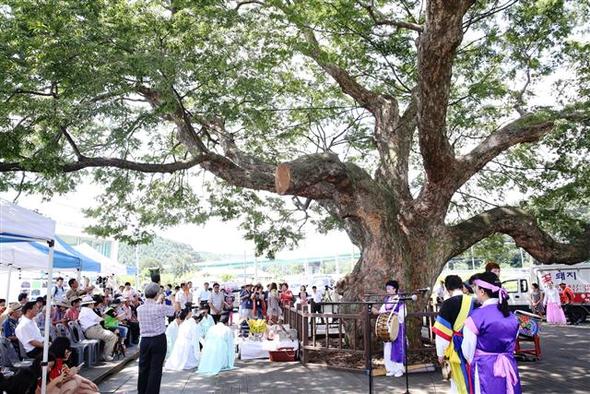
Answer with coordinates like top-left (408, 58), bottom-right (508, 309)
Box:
top-left (0, 184), bottom-right (357, 260)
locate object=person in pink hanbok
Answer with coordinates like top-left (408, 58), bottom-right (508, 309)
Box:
top-left (543, 282), bottom-right (566, 325)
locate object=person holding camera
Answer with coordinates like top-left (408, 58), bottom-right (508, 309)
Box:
top-left (137, 283), bottom-right (175, 394)
top-left (239, 284), bottom-right (253, 320)
top-left (251, 284), bottom-right (266, 320)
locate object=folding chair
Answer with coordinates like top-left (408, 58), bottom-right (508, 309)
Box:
top-left (48, 325), bottom-right (58, 342)
top-left (68, 321), bottom-right (100, 366)
top-left (0, 338), bottom-right (33, 369)
top-left (56, 323), bottom-right (91, 367)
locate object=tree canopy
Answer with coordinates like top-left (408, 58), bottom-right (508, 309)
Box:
top-left (1, 0), bottom-right (590, 267)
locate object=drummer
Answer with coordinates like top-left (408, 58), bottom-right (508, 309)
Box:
top-left (372, 280), bottom-right (405, 377)
top-left (433, 275), bottom-right (476, 394)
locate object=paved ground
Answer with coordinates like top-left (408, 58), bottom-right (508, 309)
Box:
top-left (99, 323), bottom-right (590, 393)
top-left (79, 346), bottom-right (139, 384)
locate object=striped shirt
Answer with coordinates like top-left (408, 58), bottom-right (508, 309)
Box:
top-left (137, 299), bottom-right (175, 337)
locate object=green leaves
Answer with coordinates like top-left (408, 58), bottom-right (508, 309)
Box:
top-left (2, 0), bottom-right (590, 259)
top-left (207, 183), bottom-right (305, 258)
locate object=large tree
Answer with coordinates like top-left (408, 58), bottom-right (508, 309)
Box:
top-left (2, 0), bottom-right (590, 302)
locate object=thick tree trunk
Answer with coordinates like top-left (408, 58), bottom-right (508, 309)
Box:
top-left (337, 215), bottom-right (449, 301)
top-left (333, 190), bottom-right (452, 349)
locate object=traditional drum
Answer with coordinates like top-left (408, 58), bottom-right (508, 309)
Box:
top-left (516, 311), bottom-right (540, 337)
top-left (375, 312), bottom-right (399, 342)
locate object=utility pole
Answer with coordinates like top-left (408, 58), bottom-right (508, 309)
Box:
top-left (135, 245), bottom-right (140, 289)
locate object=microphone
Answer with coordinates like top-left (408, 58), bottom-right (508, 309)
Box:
top-left (415, 287), bottom-right (431, 293)
top-left (397, 294), bottom-right (418, 301)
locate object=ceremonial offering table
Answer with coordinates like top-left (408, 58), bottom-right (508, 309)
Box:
top-left (237, 337), bottom-right (299, 360)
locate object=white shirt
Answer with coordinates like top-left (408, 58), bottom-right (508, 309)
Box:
top-left (312, 290), bottom-right (323, 303)
top-left (198, 289), bottom-right (211, 303)
top-left (123, 288), bottom-right (137, 298)
top-left (78, 307), bottom-right (103, 331)
top-left (209, 291), bottom-right (225, 313)
top-left (15, 316), bottom-right (44, 353)
top-left (53, 286), bottom-right (66, 301)
top-left (175, 291), bottom-right (189, 309)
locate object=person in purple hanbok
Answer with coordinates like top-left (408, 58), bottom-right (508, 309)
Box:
top-left (462, 272), bottom-right (521, 394)
top-left (373, 280), bottom-right (405, 377)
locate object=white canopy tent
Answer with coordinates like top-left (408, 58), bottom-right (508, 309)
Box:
top-left (74, 243), bottom-right (127, 275)
top-left (0, 199), bottom-right (56, 394)
top-left (0, 199), bottom-right (56, 242)
top-left (0, 236), bottom-right (102, 299)
top-left (0, 239), bottom-right (82, 272)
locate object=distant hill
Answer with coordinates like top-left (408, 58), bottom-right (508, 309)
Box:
top-left (118, 236), bottom-right (203, 275)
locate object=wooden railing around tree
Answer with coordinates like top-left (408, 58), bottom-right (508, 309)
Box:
top-left (282, 301), bottom-right (437, 368)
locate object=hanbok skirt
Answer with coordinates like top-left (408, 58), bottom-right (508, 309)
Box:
top-left (546, 302), bottom-right (566, 325)
top-left (198, 324), bottom-right (235, 376)
top-left (165, 321), bottom-right (200, 370)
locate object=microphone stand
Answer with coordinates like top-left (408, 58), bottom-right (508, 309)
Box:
top-left (366, 302), bottom-right (373, 394)
top-left (403, 303), bottom-right (409, 394)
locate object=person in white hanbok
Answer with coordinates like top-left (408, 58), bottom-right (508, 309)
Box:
top-left (197, 322), bottom-right (236, 376)
top-left (165, 310), bottom-right (201, 370)
top-left (165, 311), bottom-right (181, 357)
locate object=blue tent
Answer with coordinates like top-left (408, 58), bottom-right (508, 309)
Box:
top-left (55, 236), bottom-right (101, 272)
top-left (1, 238), bottom-right (101, 272)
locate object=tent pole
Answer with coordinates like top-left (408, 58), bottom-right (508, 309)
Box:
top-left (5, 264), bottom-right (12, 302)
top-left (41, 241), bottom-right (55, 394)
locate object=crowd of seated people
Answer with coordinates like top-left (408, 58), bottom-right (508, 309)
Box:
top-left (0, 277), bottom-right (143, 369)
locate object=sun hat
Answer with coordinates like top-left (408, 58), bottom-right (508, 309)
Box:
top-left (7, 302), bottom-right (22, 313)
top-left (80, 295), bottom-right (95, 306)
top-left (54, 300), bottom-right (70, 308)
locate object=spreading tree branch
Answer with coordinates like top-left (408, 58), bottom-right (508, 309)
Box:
top-left (0, 156), bottom-right (208, 174)
top-left (456, 107), bottom-right (590, 187)
top-left (448, 206), bottom-right (590, 264)
top-left (358, 1), bottom-right (423, 33)
top-left (60, 126), bottom-right (84, 160)
top-left (298, 26), bottom-right (384, 114)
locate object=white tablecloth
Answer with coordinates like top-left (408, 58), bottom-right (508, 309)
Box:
top-left (238, 338), bottom-right (299, 360)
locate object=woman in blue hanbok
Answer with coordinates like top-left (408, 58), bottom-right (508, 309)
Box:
top-left (165, 309), bottom-right (201, 370)
top-left (197, 322), bottom-right (236, 376)
top-left (197, 306), bottom-right (215, 339)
